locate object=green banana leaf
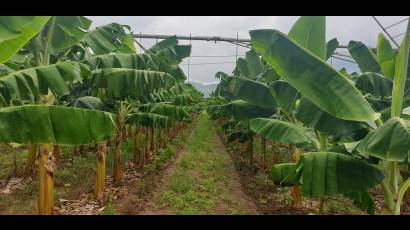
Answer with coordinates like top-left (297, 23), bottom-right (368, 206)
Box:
top-left (245, 49), bottom-right (264, 78)
top-left (249, 118), bottom-right (315, 147)
top-left (295, 97), bottom-right (367, 139)
top-left (348, 40), bottom-right (382, 73)
top-left (83, 53), bottom-right (162, 71)
top-left (156, 44), bottom-right (191, 65)
top-left (355, 72), bottom-right (393, 97)
top-left (326, 38), bottom-right (339, 60)
top-left (0, 61), bottom-right (90, 105)
top-left (140, 103), bottom-right (189, 121)
top-left (270, 162), bottom-right (301, 186)
top-left (357, 117), bottom-right (410, 162)
top-left (380, 99), bottom-right (410, 121)
top-left (167, 65), bottom-right (187, 82)
top-left (229, 76), bottom-right (276, 109)
top-left (127, 112), bottom-right (172, 128)
top-left (172, 94), bottom-right (193, 106)
top-left (255, 66), bottom-right (281, 83)
top-left (91, 68), bottom-right (175, 99)
top-left (213, 100), bottom-right (276, 121)
top-left (0, 104), bottom-right (115, 145)
top-left (301, 152), bottom-right (384, 196)
top-left (48, 16), bottom-right (92, 51)
top-left (391, 21), bottom-right (410, 117)
top-left (68, 96), bottom-right (109, 111)
top-left (250, 29), bottom-right (378, 122)
top-left (377, 33), bottom-right (396, 79)
top-left (269, 80), bottom-right (298, 114)
top-left (345, 190), bottom-right (376, 215)
top-left (83, 23), bottom-right (136, 55)
top-left (288, 16), bottom-right (326, 60)
top-left (0, 16), bottom-right (51, 64)
top-left (148, 36), bottom-right (178, 53)
top-left (215, 71), bottom-right (229, 79)
top-left (234, 58), bottom-right (250, 78)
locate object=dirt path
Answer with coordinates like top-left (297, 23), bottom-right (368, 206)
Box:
top-left (139, 113), bottom-right (258, 215)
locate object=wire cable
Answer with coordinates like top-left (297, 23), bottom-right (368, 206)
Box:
top-left (385, 17), bottom-right (409, 30)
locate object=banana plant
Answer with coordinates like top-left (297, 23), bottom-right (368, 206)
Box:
top-left (354, 20), bottom-right (410, 214)
top-left (0, 105), bottom-right (115, 214)
top-left (0, 16), bottom-right (202, 215)
top-left (244, 16), bottom-right (386, 214)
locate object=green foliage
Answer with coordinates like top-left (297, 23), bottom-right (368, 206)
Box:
top-left (0, 105), bottom-right (115, 145)
top-left (250, 29), bottom-right (378, 122)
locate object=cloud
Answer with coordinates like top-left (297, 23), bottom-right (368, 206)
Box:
top-left (87, 16), bottom-right (407, 83)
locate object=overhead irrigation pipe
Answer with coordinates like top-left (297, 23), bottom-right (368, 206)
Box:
top-left (133, 33), bottom-right (252, 44)
top-left (134, 33), bottom-right (356, 49)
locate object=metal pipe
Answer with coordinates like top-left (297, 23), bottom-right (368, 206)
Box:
top-left (133, 33), bottom-right (351, 49)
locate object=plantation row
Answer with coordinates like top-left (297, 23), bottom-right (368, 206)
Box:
top-left (0, 16), bottom-right (204, 214)
top-left (207, 16), bottom-right (410, 215)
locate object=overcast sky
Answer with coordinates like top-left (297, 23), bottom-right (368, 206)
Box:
top-left (87, 16), bottom-right (408, 84)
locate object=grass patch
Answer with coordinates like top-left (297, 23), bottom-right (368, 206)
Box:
top-left (155, 113), bottom-right (254, 214)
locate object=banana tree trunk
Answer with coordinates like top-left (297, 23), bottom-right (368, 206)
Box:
top-left (113, 131), bottom-right (122, 185)
top-left (134, 126), bottom-right (141, 168)
top-left (261, 136), bottom-right (267, 173)
top-left (25, 144), bottom-right (38, 177)
top-left (144, 127), bottom-right (150, 164)
top-left (121, 126), bottom-right (127, 141)
top-left (38, 144), bottom-right (55, 215)
top-left (291, 146), bottom-right (302, 208)
top-left (95, 142), bottom-right (106, 200)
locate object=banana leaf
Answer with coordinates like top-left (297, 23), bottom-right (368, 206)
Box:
top-left (229, 76), bottom-right (276, 109)
top-left (295, 97), bottom-right (367, 139)
top-left (250, 29), bottom-right (378, 122)
top-left (0, 16), bottom-right (51, 63)
top-left (139, 103), bottom-right (189, 121)
top-left (355, 72), bottom-right (393, 97)
top-left (357, 117), bottom-right (410, 162)
top-left (326, 38), bottom-right (339, 60)
top-left (377, 33), bottom-right (396, 79)
top-left (127, 112), bottom-right (172, 128)
top-left (288, 16), bottom-right (326, 60)
top-left (249, 118), bottom-right (315, 147)
top-left (0, 104), bottom-right (115, 145)
top-left (348, 40), bottom-right (382, 73)
top-left (269, 80), bottom-right (298, 114)
top-left (83, 23), bottom-right (136, 55)
top-left (0, 61), bottom-right (90, 105)
top-left (48, 16), bottom-right (92, 51)
top-left (91, 68), bottom-right (175, 99)
top-left (301, 152), bottom-right (384, 196)
top-left (68, 96), bottom-right (109, 111)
